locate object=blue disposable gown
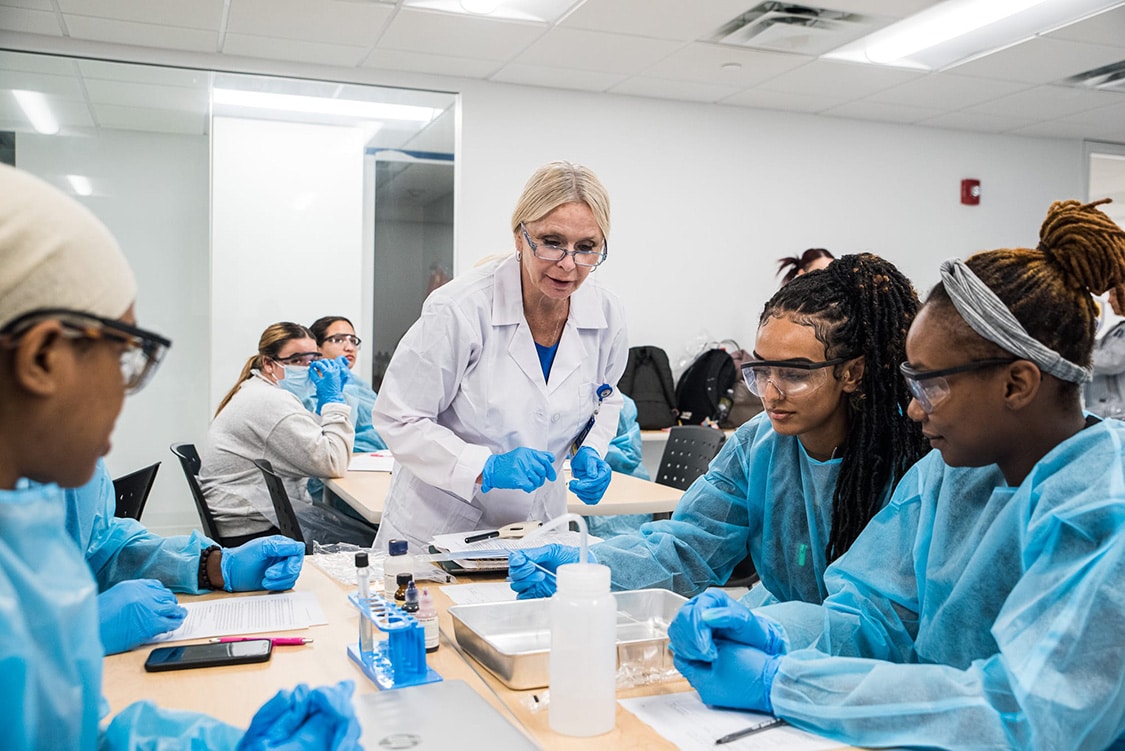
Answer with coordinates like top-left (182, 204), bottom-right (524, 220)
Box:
top-left (592, 412), bottom-right (884, 600)
top-left (284, 375), bottom-right (387, 453)
top-left (66, 459), bottom-right (216, 593)
top-left (586, 394), bottom-right (652, 539)
top-left (0, 480), bottom-right (243, 750)
top-left (760, 420), bottom-right (1125, 751)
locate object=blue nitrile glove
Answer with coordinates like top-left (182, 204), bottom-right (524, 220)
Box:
top-left (237, 680), bottom-right (362, 751)
top-left (309, 357), bottom-right (348, 413)
top-left (508, 544), bottom-right (595, 599)
top-left (221, 536), bottom-right (306, 592)
top-left (568, 446), bottom-right (612, 505)
top-left (668, 589), bottom-right (786, 663)
top-left (98, 579), bottom-right (187, 655)
top-left (481, 447), bottom-right (557, 493)
top-left (673, 640), bottom-right (782, 714)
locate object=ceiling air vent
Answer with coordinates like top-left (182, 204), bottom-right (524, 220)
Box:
top-left (1061, 60), bottom-right (1125, 94)
top-left (712, 2), bottom-right (880, 56)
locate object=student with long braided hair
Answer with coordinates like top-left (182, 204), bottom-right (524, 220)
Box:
top-left (670, 200), bottom-right (1125, 750)
top-left (509, 253), bottom-right (928, 604)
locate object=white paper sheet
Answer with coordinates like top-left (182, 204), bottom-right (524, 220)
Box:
top-left (618, 692), bottom-right (842, 751)
top-left (348, 450), bottom-right (395, 472)
top-left (147, 592), bottom-right (327, 644)
top-left (440, 582), bottom-right (519, 605)
top-left (430, 529), bottom-right (602, 571)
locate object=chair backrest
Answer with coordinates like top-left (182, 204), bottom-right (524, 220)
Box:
top-left (112, 461), bottom-right (161, 520)
top-left (170, 442), bottom-right (224, 543)
top-left (252, 458), bottom-right (309, 553)
top-left (654, 425), bottom-right (727, 491)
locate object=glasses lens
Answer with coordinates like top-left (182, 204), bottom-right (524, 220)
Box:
top-left (745, 366), bottom-right (823, 398)
top-left (119, 335), bottom-right (168, 394)
top-left (327, 334), bottom-right (361, 347)
top-left (278, 353), bottom-right (321, 366)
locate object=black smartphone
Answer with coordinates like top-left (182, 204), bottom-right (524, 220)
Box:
top-left (144, 639), bottom-right (273, 672)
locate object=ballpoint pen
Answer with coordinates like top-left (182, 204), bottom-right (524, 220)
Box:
top-left (714, 717), bottom-right (787, 745)
top-left (464, 530), bottom-right (500, 544)
top-left (209, 637), bottom-right (313, 646)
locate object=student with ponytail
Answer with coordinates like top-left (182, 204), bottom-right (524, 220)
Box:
top-left (510, 253), bottom-right (928, 605)
top-left (670, 200), bottom-right (1125, 751)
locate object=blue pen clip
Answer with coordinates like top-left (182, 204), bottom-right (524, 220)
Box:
top-left (569, 383), bottom-right (613, 457)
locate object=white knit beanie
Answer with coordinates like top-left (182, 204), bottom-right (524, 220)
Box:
top-left (0, 164), bottom-right (136, 332)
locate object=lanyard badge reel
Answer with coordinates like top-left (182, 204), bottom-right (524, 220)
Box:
top-left (569, 383), bottom-right (613, 458)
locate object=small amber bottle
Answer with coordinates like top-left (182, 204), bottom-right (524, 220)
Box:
top-left (394, 572), bottom-right (413, 602)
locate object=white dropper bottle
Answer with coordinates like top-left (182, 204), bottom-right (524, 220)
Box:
top-left (533, 512), bottom-right (617, 737)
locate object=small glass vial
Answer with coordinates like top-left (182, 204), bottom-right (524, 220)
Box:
top-left (394, 572), bottom-right (413, 602)
top-left (403, 580), bottom-right (419, 614)
top-left (355, 551), bottom-right (373, 654)
top-left (418, 587), bottom-right (439, 653)
top-left (384, 538), bottom-right (413, 598)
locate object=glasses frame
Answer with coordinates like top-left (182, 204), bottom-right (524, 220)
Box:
top-left (271, 351), bottom-right (323, 367)
top-left (322, 333), bottom-right (361, 348)
top-left (0, 307), bottom-right (171, 394)
top-left (899, 358), bottom-right (1019, 413)
top-left (520, 223), bottom-right (608, 268)
top-left (740, 357), bottom-right (847, 399)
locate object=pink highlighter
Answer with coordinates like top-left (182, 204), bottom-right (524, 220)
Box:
top-left (209, 637), bottom-right (313, 647)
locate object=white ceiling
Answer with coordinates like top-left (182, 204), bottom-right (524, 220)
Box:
top-left (1, 0), bottom-right (1124, 143)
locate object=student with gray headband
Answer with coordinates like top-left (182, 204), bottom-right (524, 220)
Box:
top-left (669, 199), bottom-right (1125, 750)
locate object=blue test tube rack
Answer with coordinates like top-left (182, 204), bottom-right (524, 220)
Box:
top-left (347, 591), bottom-right (442, 690)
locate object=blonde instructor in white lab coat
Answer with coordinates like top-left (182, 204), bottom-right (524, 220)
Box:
top-left (371, 161), bottom-right (628, 552)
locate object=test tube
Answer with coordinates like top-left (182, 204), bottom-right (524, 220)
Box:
top-left (355, 551), bottom-right (374, 654)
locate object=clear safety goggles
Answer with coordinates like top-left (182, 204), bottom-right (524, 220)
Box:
top-left (0, 308), bottom-right (171, 394)
top-left (322, 333), bottom-right (361, 348)
top-left (741, 357), bottom-right (847, 399)
top-left (271, 351), bottom-right (322, 367)
top-left (520, 223), bottom-right (607, 268)
top-left (899, 358), bottom-right (1018, 413)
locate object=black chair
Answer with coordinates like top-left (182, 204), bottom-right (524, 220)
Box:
top-left (653, 425), bottom-right (727, 491)
top-left (252, 458), bottom-right (310, 553)
top-left (170, 442), bottom-right (228, 545)
top-left (112, 461), bottom-right (161, 520)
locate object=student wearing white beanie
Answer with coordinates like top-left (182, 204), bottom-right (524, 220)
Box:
top-left (0, 164), bottom-right (359, 750)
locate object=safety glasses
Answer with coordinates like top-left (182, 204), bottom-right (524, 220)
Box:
top-left (271, 352), bottom-right (322, 367)
top-left (521, 223), bottom-right (608, 268)
top-left (0, 308), bottom-right (171, 394)
top-left (322, 333), bottom-right (361, 348)
top-left (899, 358), bottom-right (1018, 413)
top-left (740, 358), bottom-right (847, 399)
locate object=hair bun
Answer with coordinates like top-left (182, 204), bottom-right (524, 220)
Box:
top-left (1037, 198), bottom-right (1125, 297)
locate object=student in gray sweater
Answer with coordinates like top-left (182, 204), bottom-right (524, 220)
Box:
top-left (199, 322), bottom-right (377, 546)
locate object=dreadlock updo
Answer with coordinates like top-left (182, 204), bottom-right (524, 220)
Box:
top-left (927, 199), bottom-right (1125, 399)
top-left (760, 253), bottom-right (928, 562)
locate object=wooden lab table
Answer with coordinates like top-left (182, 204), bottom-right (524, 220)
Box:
top-left (325, 469), bottom-right (684, 526)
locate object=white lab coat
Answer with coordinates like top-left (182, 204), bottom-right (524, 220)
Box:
top-left (372, 254), bottom-right (628, 551)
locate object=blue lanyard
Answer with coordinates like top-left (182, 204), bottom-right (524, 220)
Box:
top-left (569, 383), bottom-right (613, 457)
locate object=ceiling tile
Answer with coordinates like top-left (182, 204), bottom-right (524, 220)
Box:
top-left (77, 59), bottom-right (209, 88)
top-left (1007, 120), bottom-right (1117, 139)
top-left (1045, 5), bottom-right (1125, 50)
top-left (57, 0), bottom-right (225, 29)
top-left (916, 110), bottom-right (1038, 134)
top-left (360, 48), bottom-right (501, 78)
top-left (966, 85), bottom-right (1121, 121)
top-left (0, 7), bottom-right (62, 34)
top-left (62, 15), bottom-right (219, 52)
top-left (1055, 99), bottom-right (1125, 127)
top-left (513, 27), bottom-right (683, 74)
top-left (950, 37), bottom-right (1125, 85)
top-left (489, 63), bottom-right (624, 92)
top-left (0, 50), bottom-right (77, 75)
top-left (226, 0), bottom-right (393, 47)
top-left (758, 58), bottom-right (922, 98)
top-left (558, 0), bottom-right (753, 41)
top-left (0, 0), bottom-right (56, 9)
top-left (377, 8), bottom-right (544, 61)
top-left (821, 99), bottom-right (944, 124)
top-left (720, 87), bottom-right (845, 113)
top-left (223, 33), bottom-right (368, 66)
top-left (866, 73), bottom-right (1030, 110)
top-left (608, 75), bottom-right (741, 103)
top-left (639, 42), bottom-right (811, 87)
top-left (92, 102), bottom-right (207, 135)
top-left (0, 69), bottom-right (85, 98)
top-left (83, 78), bottom-right (208, 112)
top-left (813, 0), bottom-right (941, 17)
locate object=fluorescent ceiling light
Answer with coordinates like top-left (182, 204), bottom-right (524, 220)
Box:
top-left (13, 90), bottom-right (59, 135)
top-left (403, 0), bottom-right (573, 23)
top-left (67, 175), bottom-right (92, 196)
top-left (212, 89), bottom-right (439, 123)
top-left (460, 0), bottom-right (503, 13)
top-left (825, 0), bottom-right (1125, 71)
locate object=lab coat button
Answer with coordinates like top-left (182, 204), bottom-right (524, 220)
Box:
top-left (551, 413), bottom-right (560, 423)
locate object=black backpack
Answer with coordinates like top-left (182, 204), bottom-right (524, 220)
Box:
top-left (675, 348), bottom-right (738, 425)
top-left (619, 346), bottom-right (678, 429)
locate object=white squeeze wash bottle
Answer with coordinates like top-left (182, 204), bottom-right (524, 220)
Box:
top-left (542, 513), bottom-right (617, 737)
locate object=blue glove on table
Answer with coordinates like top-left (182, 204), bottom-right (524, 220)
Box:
top-left (309, 357), bottom-right (348, 413)
top-left (673, 640), bottom-right (782, 714)
top-left (508, 544), bottom-right (594, 599)
top-left (222, 536), bottom-right (306, 592)
top-left (568, 446), bottom-right (612, 505)
top-left (237, 680), bottom-right (362, 751)
top-left (482, 447), bottom-right (557, 493)
top-left (99, 579), bottom-right (187, 655)
top-left (668, 589), bottom-right (786, 662)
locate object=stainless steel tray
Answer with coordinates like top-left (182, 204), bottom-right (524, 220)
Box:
top-left (449, 588), bottom-right (686, 690)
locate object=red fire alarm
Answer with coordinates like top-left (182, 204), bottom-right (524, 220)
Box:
top-left (961, 179), bottom-right (981, 205)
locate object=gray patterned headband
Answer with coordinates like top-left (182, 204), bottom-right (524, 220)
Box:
top-left (939, 258), bottom-right (1091, 383)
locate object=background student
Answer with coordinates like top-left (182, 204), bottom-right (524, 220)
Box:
top-left (510, 254), bottom-right (928, 617)
top-left (776, 248), bottom-right (835, 285)
top-left (0, 163), bottom-right (359, 750)
top-left (669, 199), bottom-right (1125, 751)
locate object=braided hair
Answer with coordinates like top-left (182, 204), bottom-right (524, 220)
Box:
top-left (761, 253), bottom-right (928, 562)
top-left (927, 199), bottom-right (1125, 400)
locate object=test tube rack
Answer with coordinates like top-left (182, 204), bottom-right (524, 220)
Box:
top-left (347, 591), bottom-right (442, 690)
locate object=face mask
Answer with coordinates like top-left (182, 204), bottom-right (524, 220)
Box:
top-left (279, 365), bottom-right (313, 397)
